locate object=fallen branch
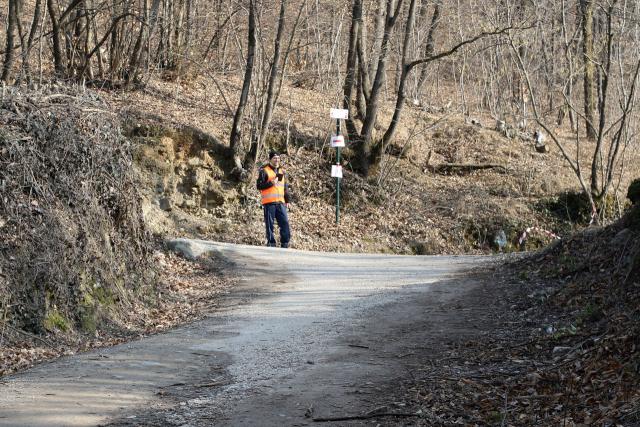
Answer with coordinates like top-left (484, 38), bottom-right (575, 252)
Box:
top-left (427, 163), bottom-right (508, 174)
top-left (514, 394), bottom-right (563, 400)
top-left (423, 150), bottom-right (507, 174)
top-left (348, 344), bottom-right (370, 349)
top-left (194, 380), bottom-right (227, 388)
top-left (313, 412), bottom-right (418, 422)
top-left (0, 320), bottom-right (56, 348)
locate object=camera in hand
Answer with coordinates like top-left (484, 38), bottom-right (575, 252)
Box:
top-left (276, 172), bottom-right (284, 181)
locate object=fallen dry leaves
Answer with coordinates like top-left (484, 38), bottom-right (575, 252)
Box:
top-left (391, 209), bottom-right (640, 425)
top-left (0, 249), bottom-right (234, 378)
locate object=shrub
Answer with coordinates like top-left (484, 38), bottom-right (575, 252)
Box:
top-left (628, 178), bottom-right (640, 205)
top-left (546, 190), bottom-right (593, 223)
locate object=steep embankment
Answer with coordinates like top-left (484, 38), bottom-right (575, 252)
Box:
top-left (511, 204), bottom-right (640, 423)
top-left (0, 86), bottom-right (230, 376)
top-left (0, 86), bottom-right (154, 334)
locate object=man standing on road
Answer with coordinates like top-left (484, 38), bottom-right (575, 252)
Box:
top-left (256, 150), bottom-right (291, 248)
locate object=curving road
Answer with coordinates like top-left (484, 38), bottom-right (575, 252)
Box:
top-left (0, 240), bottom-right (493, 426)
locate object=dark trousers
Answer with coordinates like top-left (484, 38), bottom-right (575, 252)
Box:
top-left (263, 202), bottom-right (290, 248)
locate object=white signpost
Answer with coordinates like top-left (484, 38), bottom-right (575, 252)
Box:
top-left (330, 108), bottom-right (349, 120)
top-left (330, 135), bottom-right (345, 148)
top-left (330, 108), bottom-right (348, 223)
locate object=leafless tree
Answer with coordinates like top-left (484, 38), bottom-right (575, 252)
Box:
top-left (229, 0), bottom-right (257, 175)
top-left (1, 0), bottom-right (638, 202)
top-left (580, 0), bottom-right (597, 139)
top-left (341, 0), bottom-right (513, 175)
top-left (1, 0), bottom-right (19, 82)
top-left (511, 0), bottom-right (639, 220)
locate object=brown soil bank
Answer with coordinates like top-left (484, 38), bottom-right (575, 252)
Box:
top-left (516, 204), bottom-right (640, 423)
top-left (0, 86), bottom-right (155, 338)
top-left (0, 87), bottom-right (230, 378)
top-left (392, 204), bottom-right (640, 425)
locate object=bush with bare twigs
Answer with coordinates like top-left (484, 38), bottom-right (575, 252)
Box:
top-left (0, 85), bottom-right (154, 335)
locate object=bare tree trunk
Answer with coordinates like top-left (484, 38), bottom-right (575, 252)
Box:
top-left (246, 0), bottom-right (288, 169)
top-left (355, 13), bottom-right (369, 120)
top-left (342, 0), bottom-right (362, 141)
top-left (381, 0), bottom-right (417, 150)
top-left (47, 0), bottom-right (65, 75)
top-left (580, 0), bottom-right (597, 139)
top-left (558, 0), bottom-right (576, 131)
top-left (416, 0), bottom-right (441, 96)
top-left (142, 0), bottom-right (161, 73)
top-left (68, 3), bottom-right (85, 78)
top-left (116, 1), bottom-right (131, 76)
top-left (184, 0), bottom-right (193, 63)
top-left (229, 0), bottom-right (256, 173)
top-left (126, 0), bottom-right (149, 86)
top-left (368, 0), bottom-right (385, 80)
top-left (160, 0), bottom-right (173, 67)
top-left (357, 0), bottom-right (405, 175)
top-left (173, 0), bottom-right (185, 72)
top-left (90, 2), bottom-right (105, 78)
top-left (591, 2), bottom-right (614, 200)
top-left (83, 2), bottom-right (93, 79)
top-left (270, 0), bottom-right (306, 116)
top-left (15, 0), bottom-right (26, 60)
top-left (20, 0), bottom-right (43, 80)
top-left (355, 65), bottom-right (367, 119)
top-left (1, 0), bottom-right (19, 83)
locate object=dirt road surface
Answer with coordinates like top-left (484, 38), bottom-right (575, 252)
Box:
top-left (0, 240), bottom-right (494, 426)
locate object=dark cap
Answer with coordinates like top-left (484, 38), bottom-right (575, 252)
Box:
top-left (269, 150), bottom-right (280, 159)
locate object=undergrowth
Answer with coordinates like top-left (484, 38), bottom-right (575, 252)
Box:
top-left (0, 85), bottom-right (155, 335)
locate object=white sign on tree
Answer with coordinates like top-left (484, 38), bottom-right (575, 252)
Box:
top-left (330, 108), bottom-right (349, 120)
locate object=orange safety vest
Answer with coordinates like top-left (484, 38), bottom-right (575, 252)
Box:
top-left (260, 166), bottom-right (286, 205)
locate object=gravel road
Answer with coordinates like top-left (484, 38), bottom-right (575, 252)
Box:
top-left (0, 240), bottom-right (493, 426)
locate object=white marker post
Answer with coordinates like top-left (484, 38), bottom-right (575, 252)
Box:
top-left (330, 108), bottom-right (348, 224)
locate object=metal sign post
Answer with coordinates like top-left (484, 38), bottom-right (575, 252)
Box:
top-left (335, 119), bottom-right (341, 224)
top-left (330, 109), bottom-right (347, 224)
